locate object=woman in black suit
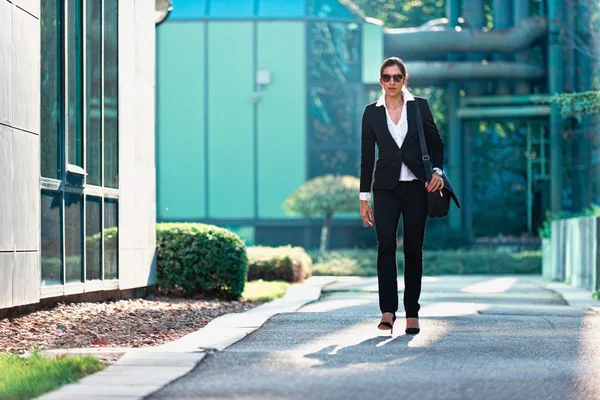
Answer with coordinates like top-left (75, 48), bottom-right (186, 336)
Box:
top-left (359, 57), bottom-right (445, 335)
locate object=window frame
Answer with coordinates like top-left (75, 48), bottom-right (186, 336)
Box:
top-left (40, 0), bottom-right (120, 299)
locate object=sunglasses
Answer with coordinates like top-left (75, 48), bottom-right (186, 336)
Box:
top-left (381, 74), bottom-right (404, 83)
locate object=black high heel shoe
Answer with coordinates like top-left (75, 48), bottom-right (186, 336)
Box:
top-left (378, 314), bottom-right (396, 335)
top-left (405, 318), bottom-right (420, 335)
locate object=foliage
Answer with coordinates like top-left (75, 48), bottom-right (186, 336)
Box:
top-left (283, 175), bottom-right (360, 251)
top-left (471, 121), bottom-right (529, 236)
top-left (241, 281), bottom-right (290, 303)
top-left (412, 87), bottom-right (449, 143)
top-left (283, 175), bottom-right (359, 218)
top-left (247, 246), bottom-right (313, 283)
top-left (593, 290), bottom-right (600, 300)
top-left (351, 0), bottom-right (447, 28)
top-left (156, 223), bottom-right (248, 299)
top-left (537, 204), bottom-right (600, 239)
top-left (548, 91), bottom-right (600, 118)
top-left (310, 249), bottom-right (541, 276)
top-left (0, 353), bottom-right (102, 400)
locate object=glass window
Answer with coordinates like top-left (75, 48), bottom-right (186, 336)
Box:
top-left (104, 199), bottom-right (118, 280)
top-left (104, 0), bottom-right (119, 188)
top-left (85, 196), bottom-right (102, 280)
top-left (309, 149), bottom-right (359, 177)
top-left (309, 21), bottom-right (361, 83)
top-left (67, 0), bottom-right (83, 167)
top-left (86, 0), bottom-right (102, 185)
top-left (307, 21), bottom-right (362, 178)
top-left (308, 84), bottom-right (361, 148)
top-left (40, 0), bottom-right (120, 289)
top-left (309, 0), bottom-right (355, 19)
top-left (65, 193), bottom-right (83, 283)
top-left (41, 0), bottom-right (63, 180)
top-left (41, 191), bottom-right (63, 286)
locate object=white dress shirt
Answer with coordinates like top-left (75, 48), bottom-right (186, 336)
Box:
top-left (359, 88), bottom-right (418, 201)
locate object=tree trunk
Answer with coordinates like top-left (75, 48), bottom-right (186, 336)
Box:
top-left (320, 212), bottom-right (333, 253)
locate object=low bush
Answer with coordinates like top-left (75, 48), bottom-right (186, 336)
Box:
top-left (309, 249), bottom-right (541, 277)
top-left (156, 223), bottom-right (248, 299)
top-left (247, 246), bottom-right (312, 283)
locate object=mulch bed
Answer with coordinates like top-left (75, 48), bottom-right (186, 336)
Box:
top-left (0, 296), bottom-right (256, 355)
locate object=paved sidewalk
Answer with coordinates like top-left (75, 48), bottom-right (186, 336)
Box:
top-left (149, 275), bottom-right (600, 400)
top-left (35, 276), bottom-right (335, 400)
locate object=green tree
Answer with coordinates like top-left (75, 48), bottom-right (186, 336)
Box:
top-left (351, 0), bottom-right (447, 28)
top-left (283, 175), bottom-right (359, 252)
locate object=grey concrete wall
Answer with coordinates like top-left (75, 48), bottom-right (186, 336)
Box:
top-left (549, 220), bottom-right (566, 281)
top-left (545, 216), bottom-right (600, 293)
top-left (565, 217), bottom-right (598, 292)
top-left (0, 0), bottom-right (41, 309)
top-left (118, 0), bottom-right (157, 290)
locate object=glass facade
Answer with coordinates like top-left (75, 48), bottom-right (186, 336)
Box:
top-left (85, 196), bottom-right (102, 280)
top-left (65, 193), bottom-right (83, 283)
top-left (86, 0), bottom-right (103, 186)
top-left (40, 0), bottom-right (62, 180)
top-left (104, 199), bottom-right (119, 280)
top-left (40, 0), bottom-right (120, 287)
top-left (41, 191), bottom-right (63, 286)
top-left (67, 0), bottom-right (83, 168)
top-left (104, 0), bottom-right (119, 188)
top-left (307, 20), bottom-right (362, 178)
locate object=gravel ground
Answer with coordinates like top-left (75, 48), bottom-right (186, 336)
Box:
top-left (0, 296), bottom-right (256, 355)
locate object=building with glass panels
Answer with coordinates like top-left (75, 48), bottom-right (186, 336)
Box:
top-left (156, 0), bottom-right (383, 249)
top-left (0, 0), bottom-right (157, 311)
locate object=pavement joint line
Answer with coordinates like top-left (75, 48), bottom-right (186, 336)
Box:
top-left (34, 276), bottom-right (337, 400)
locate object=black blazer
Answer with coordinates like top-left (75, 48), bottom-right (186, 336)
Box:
top-left (360, 96), bottom-right (459, 207)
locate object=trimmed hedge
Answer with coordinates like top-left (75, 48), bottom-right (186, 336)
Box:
top-left (309, 249), bottom-right (541, 277)
top-left (156, 223), bottom-right (248, 299)
top-left (247, 246), bottom-right (312, 283)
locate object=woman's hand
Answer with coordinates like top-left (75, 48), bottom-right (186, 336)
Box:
top-left (425, 174), bottom-right (444, 193)
top-left (360, 200), bottom-right (374, 227)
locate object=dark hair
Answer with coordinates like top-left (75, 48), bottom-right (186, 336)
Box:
top-left (379, 57), bottom-right (408, 78)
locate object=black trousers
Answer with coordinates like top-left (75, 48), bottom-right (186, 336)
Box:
top-left (373, 180), bottom-right (428, 318)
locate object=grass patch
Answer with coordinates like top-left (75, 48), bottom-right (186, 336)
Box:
top-left (310, 249), bottom-right (542, 277)
top-left (0, 353), bottom-right (103, 400)
top-left (242, 280), bottom-right (290, 303)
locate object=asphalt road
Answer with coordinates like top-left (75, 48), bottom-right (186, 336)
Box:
top-left (149, 276), bottom-right (600, 400)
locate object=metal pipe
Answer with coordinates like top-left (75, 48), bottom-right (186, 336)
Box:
top-left (446, 0), bottom-right (463, 233)
top-left (513, 0), bottom-right (531, 94)
top-left (461, 94), bottom-right (550, 105)
top-left (492, 0), bottom-right (513, 30)
top-left (461, 0), bottom-right (486, 240)
top-left (404, 61), bottom-right (545, 86)
top-left (457, 105), bottom-right (552, 119)
top-left (548, 0), bottom-right (565, 213)
top-left (492, 0), bottom-right (513, 94)
top-left (384, 16), bottom-right (547, 58)
top-left (574, 1), bottom-right (593, 210)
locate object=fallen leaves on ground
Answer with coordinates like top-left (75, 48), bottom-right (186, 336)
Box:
top-left (0, 296), bottom-right (255, 354)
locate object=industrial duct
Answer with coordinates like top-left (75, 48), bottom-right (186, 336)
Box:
top-left (384, 16), bottom-right (547, 59)
top-left (403, 61), bottom-right (546, 86)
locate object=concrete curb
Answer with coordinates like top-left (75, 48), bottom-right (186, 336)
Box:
top-left (531, 276), bottom-right (600, 313)
top-left (35, 276), bottom-right (336, 400)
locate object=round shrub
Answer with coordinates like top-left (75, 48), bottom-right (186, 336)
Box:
top-left (156, 223), bottom-right (248, 299)
top-left (247, 246), bottom-right (312, 283)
